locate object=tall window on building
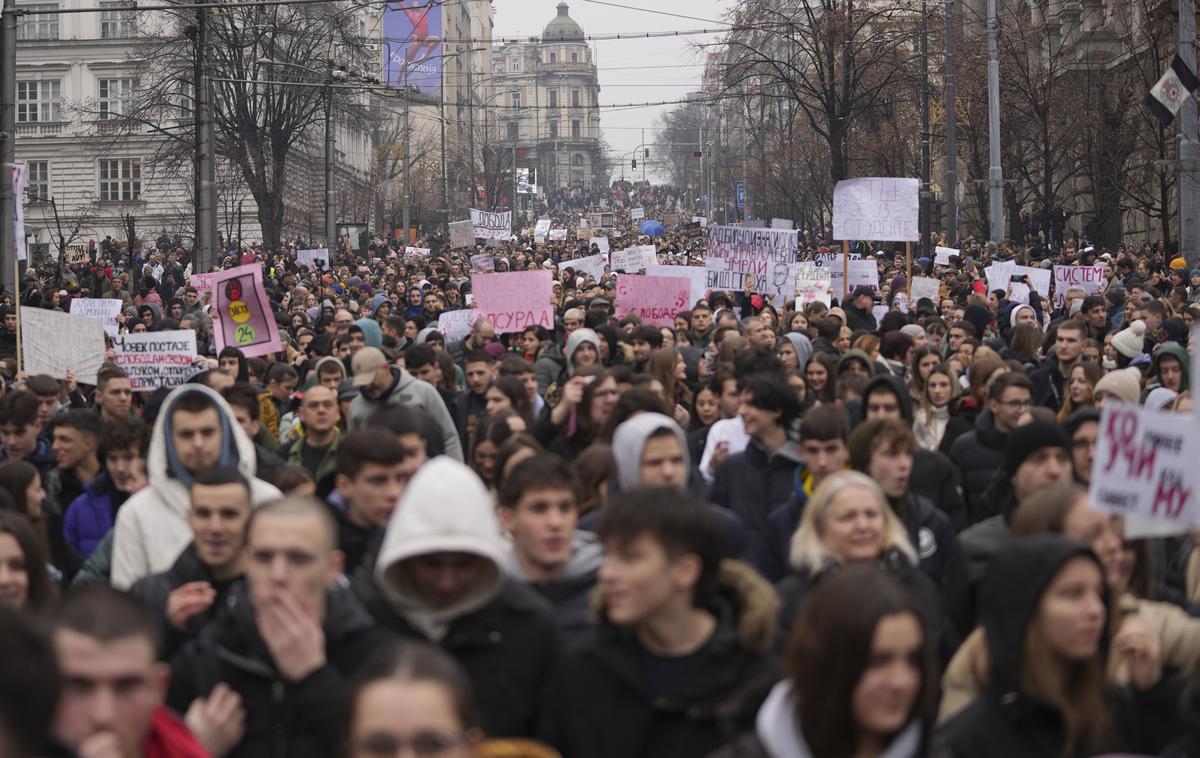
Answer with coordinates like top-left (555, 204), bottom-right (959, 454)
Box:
top-left (548, 89), bottom-right (557, 108)
top-left (99, 1), bottom-right (136, 37)
top-left (98, 158), bottom-right (141, 201)
top-left (548, 120), bottom-right (558, 138)
top-left (507, 122), bottom-right (519, 140)
top-left (571, 89), bottom-right (580, 107)
top-left (509, 56), bottom-right (521, 72)
top-left (571, 119), bottom-right (581, 138)
top-left (17, 5), bottom-right (59, 40)
top-left (570, 51), bottom-right (578, 63)
top-left (25, 161), bottom-right (49, 201)
top-left (177, 79), bottom-right (194, 119)
top-left (548, 52), bottom-right (556, 63)
top-left (511, 89), bottom-right (521, 108)
top-left (98, 78), bottom-right (138, 120)
top-left (16, 80), bottom-right (60, 122)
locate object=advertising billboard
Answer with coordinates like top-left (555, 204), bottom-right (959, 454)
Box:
top-left (383, 1), bottom-right (442, 96)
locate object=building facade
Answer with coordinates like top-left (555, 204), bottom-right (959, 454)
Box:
top-left (491, 2), bottom-right (605, 196)
top-left (12, 0), bottom-right (374, 255)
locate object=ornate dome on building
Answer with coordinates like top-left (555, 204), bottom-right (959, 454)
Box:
top-left (543, 2), bottom-right (585, 42)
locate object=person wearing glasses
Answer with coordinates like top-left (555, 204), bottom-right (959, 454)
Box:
top-left (947, 372), bottom-right (1035, 526)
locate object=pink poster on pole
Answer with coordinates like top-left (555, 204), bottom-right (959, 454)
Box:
top-left (211, 264), bottom-right (283, 358)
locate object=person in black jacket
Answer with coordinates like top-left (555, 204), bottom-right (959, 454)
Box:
top-left (353, 456), bottom-right (561, 739)
top-left (710, 372), bottom-right (804, 561)
top-left (1029, 319), bottom-right (1086, 412)
top-left (939, 536), bottom-right (1180, 757)
top-left (330, 429), bottom-right (411, 574)
top-left (130, 467), bottom-right (252, 660)
top-left (948, 371), bottom-right (1033, 525)
top-left (545, 487), bottom-right (779, 758)
top-left (847, 418), bottom-right (956, 587)
top-left (168, 496), bottom-right (395, 758)
top-left (843, 286), bottom-right (879, 333)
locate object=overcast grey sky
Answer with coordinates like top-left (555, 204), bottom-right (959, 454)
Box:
top-left (490, 0), bottom-right (730, 183)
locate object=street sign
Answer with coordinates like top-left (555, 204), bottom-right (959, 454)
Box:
top-left (736, 182), bottom-right (745, 210)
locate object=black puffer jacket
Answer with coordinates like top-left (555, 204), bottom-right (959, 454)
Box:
top-left (710, 440), bottom-right (804, 561)
top-left (947, 409), bottom-right (1007, 525)
top-left (544, 561), bottom-right (780, 758)
top-left (130, 542), bottom-right (236, 660)
top-left (939, 536), bottom-right (1182, 757)
top-left (167, 582), bottom-right (394, 758)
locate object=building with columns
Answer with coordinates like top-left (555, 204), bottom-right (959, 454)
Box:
top-left (491, 2), bottom-right (606, 196)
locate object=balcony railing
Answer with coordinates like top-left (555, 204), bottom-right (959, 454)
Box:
top-left (15, 121), bottom-right (66, 137)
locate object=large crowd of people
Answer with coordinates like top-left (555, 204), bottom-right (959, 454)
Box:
top-left (1, 183), bottom-right (1199, 758)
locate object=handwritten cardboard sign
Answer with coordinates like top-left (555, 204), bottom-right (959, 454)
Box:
top-left (210, 264), bottom-right (283, 358)
top-left (297, 248), bottom-right (329, 270)
top-left (112, 330), bottom-right (197, 390)
top-left (611, 245), bottom-right (657, 273)
top-left (69, 298), bottom-right (122, 337)
top-left (705, 226), bottom-right (798, 305)
top-left (470, 209), bottom-right (511, 240)
top-left (21, 307), bottom-right (105, 385)
top-left (645, 264), bottom-right (708, 308)
top-left (567, 254), bottom-right (608, 282)
top-left (437, 308), bottom-right (476, 342)
top-left (832, 177), bottom-right (920, 241)
top-left (471, 270), bottom-right (554, 333)
top-left (615, 275), bottom-right (690, 327)
top-left (1053, 265), bottom-right (1105, 309)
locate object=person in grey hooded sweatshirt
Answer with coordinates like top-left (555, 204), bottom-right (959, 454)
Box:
top-left (110, 384), bottom-right (283, 589)
top-left (610, 412), bottom-right (749, 560)
top-left (351, 456), bottom-right (560, 738)
top-left (498, 453), bottom-right (602, 645)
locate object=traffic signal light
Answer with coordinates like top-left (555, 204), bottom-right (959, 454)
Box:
top-left (632, 159), bottom-right (637, 169)
top-left (644, 148), bottom-right (650, 158)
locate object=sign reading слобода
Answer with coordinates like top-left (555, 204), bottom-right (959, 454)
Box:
top-left (112, 330), bottom-right (198, 391)
top-left (471, 270), bottom-right (553, 333)
top-left (832, 177), bottom-right (920, 241)
top-left (615, 275), bottom-right (690, 328)
top-left (470, 209), bottom-right (512, 240)
top-left (211, 264), bottom-right (284, 358)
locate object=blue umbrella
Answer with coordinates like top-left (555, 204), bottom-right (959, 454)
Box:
top-left (639, 219), bottom-right (666, 237)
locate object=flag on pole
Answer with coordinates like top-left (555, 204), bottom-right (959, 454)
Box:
top-left (1144, 54), bottom-right (1200, 125)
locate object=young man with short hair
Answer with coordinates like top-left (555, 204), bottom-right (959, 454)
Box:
top-left (285, 384), bottom-right (342, 493)
top-left (63, 416), bottom-right (148, 561)
top-left (42, 410), bottom-right (103, 573)
top-left (221, 384), bottom-right (284, 479)
top-left (26, 373), bottom-right (66, 431)
top-left (50, 585), bottom-right (211, 757)
top-left (94, 366), bottom-right (134, 424)
top-left (1031, 318), bottom-right (1086, 411)
top-left (130, 467), bottom-right (253, 657)
top-left (169, 496), bottom-right (393, 758)
top-left (949, 371), bottom-right (1034, 524)
top-left (259, 364), bottom-right (298, 441)
top-left (111, 386), bottom-right (283, 589)
top-left (547, 487), bottom-right (776, 758)
top-left (498, 454), bottom-right (600, 644)
top-left (455, 348), bottom-right (496, 451)
top-left (332, 429), bottom-right (410, 572)
top-left (498, 355), bottom-right (546, 419)
top-left (0, 390), bottom-right (55, 475)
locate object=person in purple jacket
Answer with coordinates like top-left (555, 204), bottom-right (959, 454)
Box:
top-left (63, 416), bottom-right (147, 560)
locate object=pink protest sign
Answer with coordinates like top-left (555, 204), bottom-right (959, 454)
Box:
top-left (188, 271), bottom-right (219, 297)
top-left (471, 270), bottom-right (554, 333)
top-left (210, 264), bottom-right (283, 358)
top-left (615, 274), bottom-right (690, 327)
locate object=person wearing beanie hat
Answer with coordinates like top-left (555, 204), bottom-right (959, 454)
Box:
top-left (946, 419), bottom-right (1073, 638)
top-left (1093, 366), bottom-right (1143, 406)
top-left (1110, 320), bottom-right (1146, 367)
top-left (1064, 407), bottom-right (1100, 483)
top-left (564, 327), bottom-right (600, 377)
top-left (1009, 303), bottom-right (1036, 329)
top-left (354, 456), bottom-right (562, 738)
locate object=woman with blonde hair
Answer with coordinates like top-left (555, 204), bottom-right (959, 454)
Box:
top-left (778, 471), bottom-right (949, 659)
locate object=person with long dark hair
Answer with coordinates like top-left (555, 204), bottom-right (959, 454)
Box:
top-left (0, 511), bottom-right (56, 614)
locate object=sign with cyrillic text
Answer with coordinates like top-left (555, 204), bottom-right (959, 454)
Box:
top-left (112, 330), bottom-right (197, 391)
top-left (69, 298), bottom-right (122, 338)
top-left (210, 264), bottom-right (283, 358)
top-left (705, 226), bottom-right (798, 306)
top-left (615, 275), bottom-right (690, 328)
top-left (470, 209), bottom-right (511, 240)
top-left (21, 307), bottom-right (105, 385)
top-left (471, 270), bottom-right (553, 333)
top-left (832, 177), bottom-right (920, 241)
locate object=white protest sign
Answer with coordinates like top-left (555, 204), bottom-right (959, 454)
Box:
top-left (1053, 265), bottom-right (1105, 309)
top-left (630, 207), bottom-right (645, 221)
top-left (588, 237), bottom-right (611, 254)
top-left (112, 330), bottom-right (197, 391)
top-left (450, 220), bottom-right (475, 249)
top-left (611, 245), bottom-right (657, 273)
top-left (987, 264), bottom-right (1050, 305)
top-left (872, 304), bottom-right (891, 323)
top-left (693, 216), bottom-right (707, 227)
top-left (910, 276), bottom-right (941, 304)
top-left (471, 270), bottom-right (553, 333)
top-left (705, 226), bottom-right (798, 306)
top-left (934, 246), bottom-right (960, 265)
top-left (847, 259), bottom-right (880, 293)
top-left (984, 261), bottom-right (1015, 297)
top-left (69, 298), bottom-right (122, 338)
top-left (615, 275), bottom-right (690, 327)
top-left (470, 209), bottom-right (511, 240)
top-left (549, 228), bottom-right (567, 241)
top-left (405, 246), bottom-right (432, 258)
top-left (646, 265), bottom-right (708, 308)
top-left (1090, 401), bottom-right (1198, 533)
top-left (534, 219), bottom-right (552, 239)
top-left (813, 251), bottom-right (862, 297)
top-left (296, 248), bottom-right (329, 270)
top-left (770, 218), bottom-right (794, 230)
top-left (832, 177), bottom-right (920, 241)
top-left (437, 309), bottom-right (476, 342)
top-left (470, 254), bottom-right (494, 273)
top-left (794, 262), bottom-right (832, 307)
top-left (568, 254), bottom-right (608, 281)
top-left (21, 307), bottom-right (105, 385)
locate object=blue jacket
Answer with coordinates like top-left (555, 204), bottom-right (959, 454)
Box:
top-left (63, 471), bottom-right (118, 559)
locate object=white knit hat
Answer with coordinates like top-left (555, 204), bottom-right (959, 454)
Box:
top-left (1093, 366), bottom-right (1142, 406)
top-left (1111, 320), bottom-right (1146, 359)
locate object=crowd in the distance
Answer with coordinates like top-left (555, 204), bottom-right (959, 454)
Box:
top-left (1, 186), bottom-right (1200, 758)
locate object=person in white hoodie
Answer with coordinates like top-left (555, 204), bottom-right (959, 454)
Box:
top-left (712, 564), bottom-right (933, 758)
top-left (110, 385), bottom-right (282, 589)
top-left (351, 456), bottom-right (560, 739)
